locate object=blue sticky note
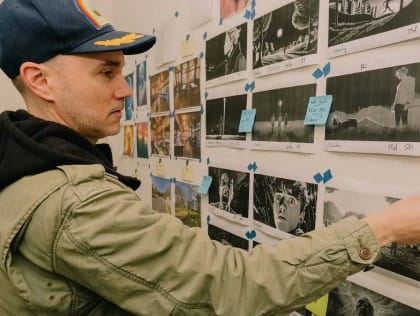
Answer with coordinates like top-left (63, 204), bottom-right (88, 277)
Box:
top-left (323, 62), bottom-right (331, 77)
top-left (323, 169), bottom-right (333, 183)
top-left (239, 109), bottom-right (256, 133)
top-left (304, 95), bottom-right (333, 125)
top-left (198, 176), bottom-right (213, 194)
top-left (246, 230), bottom-right (256, 240)
top-left (312, 68), bottom-right (323, 79)
top-left (313, 172), bottom-right (323, 184)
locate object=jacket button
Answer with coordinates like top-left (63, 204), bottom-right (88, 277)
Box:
top-left (359, 247), bottom-right (371, 260)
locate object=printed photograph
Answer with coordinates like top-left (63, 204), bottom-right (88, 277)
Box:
top-left (326, 280), bottom-right (419, 315)
top-left (206, 23), bottom-right (247, 81)
top-left (254, 174), bottom-right (317, 236)
top-left (122, 125), bottom-right (134, 156)
top-left (206, 94), bottom-right (247, 141)
top-left (151, 175), bottom-right (171, 214)
top-left (124, 73), bottom-right (134, 121)
top-left (329, 0), bottom-right (420, 48)
top-left (150, 70), bottom-right (170, 113)
top-left (174, 58), bottom-right (201, 110)
top-left (220, 0), bottom-right (249, 19)
top-left (175, 181), bottom-right (201, 227)
top-left (253, 0), bottom-right (319, 69)
top-left (136, 122), bottom-right (149, 159)
top-left (136, 60), bottom-right (148, 107)
top-left (208, 166), bottom-right (250, 218)
top-left (326, 62), bottom-right (420, 142)
top-left (324, 187), bottom-right (420, 282)
top-left (150, 115), bottom-right (170, 156)
top-left (252, 84), bottom-right (316, 143)
top-left (174, 111), bottom-right (201, 159)
top-left (208, 224), bottom-right (249, 250)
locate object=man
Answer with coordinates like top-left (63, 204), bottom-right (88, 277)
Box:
top-left (1, 0), bottom-right (420, 315)
top-left (391, 66), bottom-right (416, 128)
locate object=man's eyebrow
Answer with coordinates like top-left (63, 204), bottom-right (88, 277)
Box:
top-left (100, 60), bottom-right (123, 67)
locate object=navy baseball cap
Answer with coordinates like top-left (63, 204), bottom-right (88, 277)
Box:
top-left (0, 0), bottom-right (156, 79)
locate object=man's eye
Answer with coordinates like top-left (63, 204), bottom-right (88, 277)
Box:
top-left (101, 70), bottom-right (114, 78)
top-left (288, 198), bottom-right (296, 206)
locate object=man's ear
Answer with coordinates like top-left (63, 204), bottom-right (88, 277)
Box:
top-left (19, 62), bottom-right (54, 101)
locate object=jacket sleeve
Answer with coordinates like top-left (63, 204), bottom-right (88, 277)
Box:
top-left (20, 168), bottom-right (381, 316)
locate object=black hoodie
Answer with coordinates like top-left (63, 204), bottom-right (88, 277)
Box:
top-left (0, 110), bottom-right (140, 191)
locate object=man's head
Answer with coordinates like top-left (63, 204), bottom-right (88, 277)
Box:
top-left (0, 0), bottom-right (155, 143)
top-left (396, 66), bottom-right (408, 79)
top-left (272, 191), bottom-right (303, 233)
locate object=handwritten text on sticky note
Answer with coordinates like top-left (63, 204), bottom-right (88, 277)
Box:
top-left (304, 95), bottom-right (333, 125)
top-left (239, 109), bottom-right (256, 133)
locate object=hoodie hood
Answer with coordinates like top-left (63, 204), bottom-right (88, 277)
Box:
top-left (0, 110), bottom-right (140, 191)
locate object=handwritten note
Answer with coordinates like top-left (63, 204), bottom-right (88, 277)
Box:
top-left (198, 176), bottom-right (212, 194)
top-left (304, 95), bottom-right (333, 125)
top-left (181, 38), bottom-right (194, 57)
top-left (155, 160), bottom-right (166, 177)
top-left (306, 294), bottom-right (329, 316)
top-left (238, 109), bottom-right (256, 132)
top-left (181, 163), bottom-right (195, 182)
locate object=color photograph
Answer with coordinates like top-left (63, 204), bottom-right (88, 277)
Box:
top-left (136, 60), bottom-right (148, 107)
top-left (174, 111), bottom-right (201, 159)
top-left (151, 175), bottom-right (171, 214)
top-left (136, 122), bottom-right (149, 159)
top-left (150, 115), bottom-right (170, 156)
top-left (124, 73), bottom-right (134, 121)
top-left (150, 70), bottom-right (170, 113)
top-left (220, 0), bottom-right (249, 19)
top-left (175, 181), bottom-right (201, 227)
top-left (174, 58), bottom-right (201, 110)
top-left (122, 124), bottom-right (134, 156)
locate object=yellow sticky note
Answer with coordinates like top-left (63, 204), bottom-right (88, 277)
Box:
top-left (181, 38), bottom-right (194, 57)
top-left (182, 164), bottom-right (195, 183)
top-left (155, 160), bottom-right (166, 177)
top-left (305, 293), bottom-right (329, 316)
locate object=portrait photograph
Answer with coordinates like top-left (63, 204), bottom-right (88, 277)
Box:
top-left (124, 73), bottom-right (134, 121)
top-left (174, 57), bottom-right (201, 110)
top-left (122, 124), bottom-right (134, 156)
top-left (220, 0), bottom-right (249, 19)
top-left (254, 173), bottom-right (317, 236)
top-left (151, 175), bottom-right (172, 214)
top-left (324, 186), bottom-right (420, 282)
top-left (174, 111), bottom-right (201, 160)
top-left (150, 115), bottom-right (170, 156)
top-left (329, 0), bottom-right (420, 53)
top-left (208, 224), bottom-right (249, 251)
top-left (175, 181), bottom-right (201, 227)
top-left (206, 23), bottom-right (247, 81)
top-left (206, 94), bottom-right (247, 142)
top-left (136, 60), bottom-right (148, 107)
top-left (136, 122), bottom-right (149, 159)
top-left (251, 84), bottom-right (315, 144)
top-left (208, 166), bottom-right (250, 219)
top-left (253, 0), bottom-right (319, 70)
top-left (150, 70), bottom-right (170, 113)
top-left (325, 62), bottom-right (420, 149)
top-left (326, 280), bottom-right (419, 315)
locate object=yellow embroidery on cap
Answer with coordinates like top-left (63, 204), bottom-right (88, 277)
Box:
top-left (95, 33), bottom-right (144, 47)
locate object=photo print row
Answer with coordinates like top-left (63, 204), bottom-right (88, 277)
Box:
top-left (205, 0), bottom-right (420, 84)
top-left (151, 175), bottom-right (202, 228)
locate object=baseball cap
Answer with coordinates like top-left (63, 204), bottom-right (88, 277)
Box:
top-left (0, 0), bottom-right (156, 79)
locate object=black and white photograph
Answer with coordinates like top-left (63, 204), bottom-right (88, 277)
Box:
top-left (174, 111), bottom-right (201, 160)
top-left (325, 62), bottom-right (420, 155)
top-left (136, 60), bottom-right (148, 107)
top-left (206, 94), bottom-right (247, 145)
top-left (326, 280), bottom-right (420, 315)
top-left (124, 73), bottom-right (134, 121)
top-left (208, 166), bottom-right (250, 219)
top-left (151, 175), bottom-right (172, 214)
top-left (324, 187), bottom-right (420, 282)
top-left (251, 84), bottom-right (316, 148)
top-left (254, 173), bottom-right (317, 236)
top-left (205, 23), bottom-right (247, 83)
top-left (208, 224), bottom-right (249, 250)
top-left (174, 57), bottom-right (201, 110)
top-left (175, 181), bottom-right (201, 228)
top-left (150, 70), bottom-right (170, 113)
top-left (329, 0), bottom-right (420, 55)
top-left (253, 0), bottom-right (319, 75)
top-left (150, 115), bottom-right (170, 156)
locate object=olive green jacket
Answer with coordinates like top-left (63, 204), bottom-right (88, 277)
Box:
top-left (0, 165), bottom-right (380, 316)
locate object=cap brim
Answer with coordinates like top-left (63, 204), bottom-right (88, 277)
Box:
top-left (69, 30), bottom-right (156, 55)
